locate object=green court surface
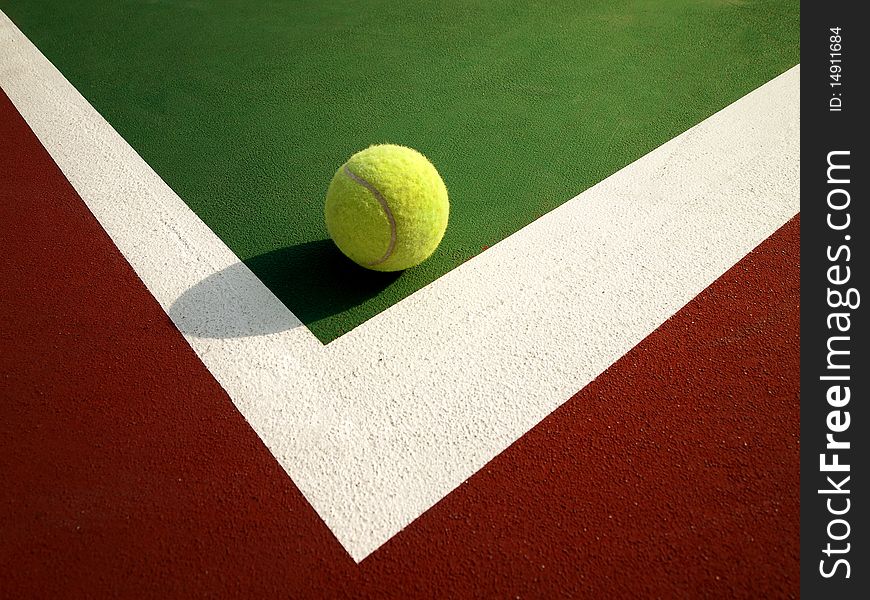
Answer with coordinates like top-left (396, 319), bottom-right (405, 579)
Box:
top-left (1, 0), bottom-right (799, 343)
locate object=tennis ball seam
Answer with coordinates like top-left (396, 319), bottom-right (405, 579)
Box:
top-left (342, 164), bottom-right (397, 267)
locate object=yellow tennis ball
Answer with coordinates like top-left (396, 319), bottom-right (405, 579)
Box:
top-left (324, 144), bottom-right (449, 271)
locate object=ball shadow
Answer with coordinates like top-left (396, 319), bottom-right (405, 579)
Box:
top-left (245, 239), bottom-right (403, 325)
top-left (169, 239), bottom-right (402, 339)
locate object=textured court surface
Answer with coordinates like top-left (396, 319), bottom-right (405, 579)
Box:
top-left (0, 2), bottom-right (799, 597)
top-left (0, 0), bottom-right (799, 341)
top-left (1, 95), bottom-right (799, 593)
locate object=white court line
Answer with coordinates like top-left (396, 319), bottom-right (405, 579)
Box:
top-left (0, 11), bottom-right (799, 562)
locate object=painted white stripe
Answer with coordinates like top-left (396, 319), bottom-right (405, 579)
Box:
top-left (0, 11), bottom-right (799, 562)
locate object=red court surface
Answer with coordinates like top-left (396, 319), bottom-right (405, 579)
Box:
top-left (1, 88), bottom-right (799, 597)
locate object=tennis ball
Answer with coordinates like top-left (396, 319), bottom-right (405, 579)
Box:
top-left (324, 144), bottom-right (449, 271)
